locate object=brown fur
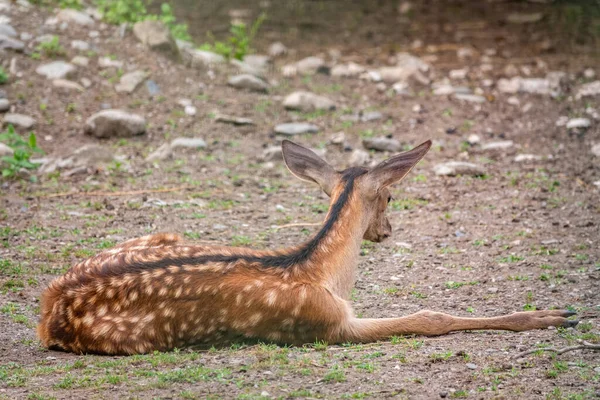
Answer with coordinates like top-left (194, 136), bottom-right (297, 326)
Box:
top-left (37, 140), bottom-right (578, 355)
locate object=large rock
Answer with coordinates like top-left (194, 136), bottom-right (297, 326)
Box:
top-left (0, 34), bottom-right (24, 51)
top-left (3, 113), bottom-right (35, 129)
top-left (283, 91), bottom-right (336, 112)
top-left (274, 123), bottom-right (319, 136)
top-left (36, 61), bottom-right (76, 80)
top-left (0, 24), bottom-right (17, 37)
top-left (85, 109), bottom-right (146, 138)
top-left (434, 161), bottom-right (486, 177)
top-left (133, 20), bottom-right (179, 60)
top-left (115, 70), bottom-right (147, 93)
top-left (56, 9), bottom-right (94, 26)
top-left (227, 74), bottom-right (269, 92)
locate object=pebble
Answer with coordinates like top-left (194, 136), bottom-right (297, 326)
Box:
top-left (467, 134), bottom-right (481, 145)
top-left (331, 62), bottom-right (365, 78)
top-left (583, 68), bottom-right (595, 79)
top-left (39, 144), bottom-right (115, 175)
top-left (378, 52), bottom-right (430, 84)
top-left (230, 59), bottom-right (266, 78)
top-left (454, 93), bottom-right (486, 103)
top-left (283, 91), bottom-right (335, 112)
top-left (182, 47), bottom-right (225, 69)
top-left (215, 114), bottom-right (254, 125)
top-left (184, 106), bottom-right (196, 116)
top-left (349, 149), bottom-right (370, 166)
top-left (146, 80), bottom-right (160, 96)
top-left (576, 80), bottom-right (600, 99)
top-left (363, 137), bottom-right (401, 152)
top-left (0, 142), bottom-right (14, 156)
top-left (170, 137), bottom-right (207, 149)
top-left (85, 109), bottom-right (146, 138)
top-left (52, 79), bottom-right (84, 92)
top-left (133, 20), bottom-right (179, 60)
top-left (434, 161), bottom-right (485, 177)
top-left (295, 56), bottom-right (325, 75)
top-left (565, 118), bottom-right (590, 130)
top-left (274, 123), bottom-right (319, 136)
top-left (481, 140), bottom-right (514, 151)
top-left (80, 77), bottom-right (92, 88)
top-left (514, 154), bottom-right (542, 162)
top-left (0, 98), bottom-right (9, 112)
top-left (36, 61), bottom-right (76, 80)
top-left (449, 68), bottom-right (468, 80)
top-left (70, 40), bottom-right (89, 51)
top-left (0, 34), bottom-right (25, 51)
top-left (2, 113), bottom-right (35, 129)
top-left (56, 9), bottom-right (94, 26)
top-left (0, 23), bottom-right (16, 37)
top-left (268, 41), bottom-right (287, 57)
top-left (227, 74), bottom-right (269, 92)
top-left (262, 146), bottom-right (282, 161)
top-left (98, 57), bottom-right (124, 69)
top-left (115, 70), bottom-right (147, 93)
top-left (71, 56), bottom-right (89, 67)
top-left (591, 143), bottom-right (600, 157)
top-left (145, 143), bottom-right (172, 162)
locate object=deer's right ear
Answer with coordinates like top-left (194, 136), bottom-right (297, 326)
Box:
top-left (282, 140), bottom-right (340, 196)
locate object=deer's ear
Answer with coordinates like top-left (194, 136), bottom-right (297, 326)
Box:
top-left (366, 140), bottom-right (432, 191)
top-left (282, 140), bottom-right (340, 196)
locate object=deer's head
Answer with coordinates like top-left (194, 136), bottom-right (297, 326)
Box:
top-left (282, 140), bottom-right (432, 242)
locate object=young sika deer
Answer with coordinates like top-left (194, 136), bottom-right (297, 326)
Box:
top-left (38, 140), bottom-right (579, 355)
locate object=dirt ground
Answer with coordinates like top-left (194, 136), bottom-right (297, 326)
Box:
top-left (1, 0), bottom-right (599, 399)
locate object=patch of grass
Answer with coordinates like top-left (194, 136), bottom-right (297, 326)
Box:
top-left (231, 235), bottom-right (252, 247)
top-left (36, 36), bottom-right (65, 58)
top-left (322, 366), bottom-right (346, 383)
top-left (429, 351), bottom-right (453, 362)
top-left (445, 281), bottom-right (478, 289)
top-left (0, 126), bottom-right (44, 179)
top-left (0, 67), bottom-right (7, 84)
top-left (390, 198), bottom-right (428, 211)
top-left (199, 13), bottom-right (266, 60)
top-left (498, 254), bottom-right (525, 263)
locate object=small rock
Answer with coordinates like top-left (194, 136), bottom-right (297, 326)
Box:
top-left (454, 93), bottom-right (486, 103)
top-left (363, 137), bottom-right (401, 152)
top-left (591, 143), bottom-right (600, 157)
top-left (70, 40), bottom-right (89, 51)
top-left (498, 77), bottom-right (559, 95)
top-left (295, 56), bottom-right (325, 75)
top-left (274, 123), bottom-right (319, 136)
top-left (283, 91), bottom-right (335, 112)
top-left (467, 134), bottom-right (481, 145)
top-left (349, 149), bottom-right (370, 166)
top-left (507, 96), bottom-right (520, 106)
top-left (145, 143), bottom-right (172, 162)
top-left (439, 391), bottom-right (448, 398)
top-left (268, 41), bottom-right (287, 57)
top-left (449, 68), bottom-right (468, 80)
top-left (180, 47), bottom-right (225, 69)
top-left (262, 146), bottom-right (282, 161)
top-left (0, 142), bottom-right (14, 156)
top-left (392, 81), bottom-right (410, 95)
top-left (215, 114), bottom-right (254, 125)
top-left (331, 62), bottom-right (365, 78)
top-left (515, 154), bottom-right (542, 162)
top-left (330, 131), bottom-right (345, 144)
top-left (379, 53), bottom-right (430, 84)
top-left (40, 144), bottom-right (116, 174)
top-left (85, 109), bottom-right (146, 138)
top-left (227, 74), bottom-right (269, 92)
top-left (466, 363), bottom-right (477, 370)
top-left (52, 79), bottom-right (84, 92)
top-left (56, 9), bottom-right (94, 26)
top-left (361, 111), bottom-right (383, 122)
top-left (481, 140), bottom-right (514, 151)
top-left (133, 20), bottom-right (179, 60)
top-left (3, 113), bottom-right (35, 129)
top-left (146, 80), bottom-right (160, 96)
top-left (0, 34), bottom-right (25, 51)
top-left (488, 287), bottom-right (498, 294)
top-left (583, 68), bottom-right (595, 79)
top-left (98, 57), bottom-right (124, 69)
top-left (0, 98), bottom-right (9, 112)
top-left (170, 137), bottom-right (207, 149)
top-left (565, 118), bottom-right (590, 130)
top-left (71, 56), bottom-right (89, 67)
top-left (506, 12), bottom-right (543, 24)
top-left (115, 70), bottom-right (147, 93)
top-left (80, 77), bottom-right (92, 88)
top-left (0, 24), bottom-right (16, 37)
top-left (576, 80), bottom-right (600, 99)
top-left (434, 161), bottom-right (485, 177)
top-left (36, 61), bottom-right (76, 80)
top-left (457, 47), bottom-right (475, 59)
top-left (184, 106), bottom-right (197, 116)
top-left (230, 59), bottom-right (266, 78)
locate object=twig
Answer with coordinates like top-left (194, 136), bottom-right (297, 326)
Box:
top-left (273, 222), bottom-right (321, 230)
top-left (513, 340), bottom-right (600, 359)
top-left (40, 186), bottom-right (194, 199)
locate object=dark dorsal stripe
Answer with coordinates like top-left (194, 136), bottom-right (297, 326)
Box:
top-left (97, 167), bottom-right (368, 276)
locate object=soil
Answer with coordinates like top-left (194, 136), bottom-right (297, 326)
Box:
top-left (0, 1), bottom-right (599, 399)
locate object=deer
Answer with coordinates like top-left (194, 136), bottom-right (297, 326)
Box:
top-left (38, 140), bottom-right (579, 355)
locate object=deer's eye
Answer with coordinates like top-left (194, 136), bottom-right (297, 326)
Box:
top-left (387, 196), bottom-right (392, 204)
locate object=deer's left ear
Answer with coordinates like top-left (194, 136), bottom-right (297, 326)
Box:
top-left (282, 140), bottom-right (340, 196)
top-left (365, 140), bottom-right (432, 191)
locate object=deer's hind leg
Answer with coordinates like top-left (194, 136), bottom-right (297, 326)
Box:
top-left (336, 309), bottom-right (579, 342)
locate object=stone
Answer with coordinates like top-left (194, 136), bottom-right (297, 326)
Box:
top-left (497, 77), bottom-right (520, 93)
top-left (497, 77), bottom-right (559, 95)
top-left (467, 134), bottom-right (481, 145)
top-left (566, 118), bottom-right (591, 130)
top-left (145, 143), bottom-right (172, 162)
top-left (170, 137), bottom-right (207, 149)
top-left (56, 9), bottom-right (94, 26)
top-left (481, 140), bottom-right (514, 151)
top-left (515, 154), bottom-right (543, 162)
top-left (363, 137), bottom-right (401, 152)
top-left (331, 62), bottom-right (365, 78)
top-left (262, 146), bottom-right (282, 161)
top-left (361, 111), bottom-right (383, 122)
top-left (466, 363), bottom-right (478, 370)
top-left (133, 20), bottom-right (179, 60)
top-left (36, 61), bottom-right (76, 80)
top-left (70, 40), bottom-right (89, 51)
top-left (227, 74), bottom-right (269, 92)
top-left (454, 93), bottom-right (486, 103)
top-left (3, 113), bottom-right (35, 129)
top-left (85, 109), bottom-right (146, 138)
top-left (506, 12), bottom-right (543, 24)
top-left (434, 161), bottom-right (485, 176)
top-left (583, 68), bottom-right (595, 79)
top-left (52, 79), bottom-right (84, 92)
top-left (115, 70), bottom-right (147, 93)
top-left (449, 68), bottom-right (468, 80)
top-left (0, 34), bottom-right (24, 51)
top-left (268, 42), bottom-right (287, 57)
top-left (230, 59), bottom-right (266, 78)
top-left (40, 144), bottom-right (115, 174)
top-left (0, 24), bottom-right (16, 37)
top-left (184, 105), bottom-right (196, 116)
top-left (349, 149), bottom-right (370, 166)
top-left (274, 123), bottom-right (319, 136)
top-left (592, 143), bottom-right (600, 157)
top-left (146, 80), bottom-right (160, 96)
top-left (178, 42), bottom-right (225, 69)
top-left (0, 142), bottom-right (13, 156)
top-left (215, 114), bottom-right (254, 125)
top-left (283, 91), bottom-right (336, 112)
top-left (71, 56), bottom-right (89, 67)
top-left (98, 57), bottom-right (124, 69)
top-left (295, 56), bottom-right (325, 75)
top-left (378, 52), bottom-right (430, 84)
top-left (576, 81), bottom-right (600, 99)
top-left (80, 77), bottom-right (92, 88)
top-left (0, 98), bottom-right (9, 112)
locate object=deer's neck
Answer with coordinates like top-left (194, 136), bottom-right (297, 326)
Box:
top-left (297, 169), bottom-right (367, 299)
